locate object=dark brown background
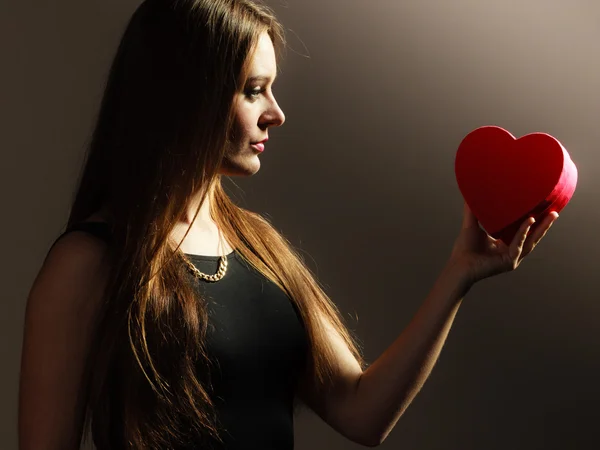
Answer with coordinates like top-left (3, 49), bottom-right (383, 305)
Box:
top-left (2, 1), bottom-right (599, 448)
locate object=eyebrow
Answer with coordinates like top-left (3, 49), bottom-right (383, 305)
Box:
top-left (246, 74), bottom-right (277, 84)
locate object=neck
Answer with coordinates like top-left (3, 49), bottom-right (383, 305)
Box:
top-left (181, 179), bottom-right (218, 230)
top-left (173, 179), bottom-right (234, 256)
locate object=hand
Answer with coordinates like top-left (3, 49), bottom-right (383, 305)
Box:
top-left (449, 202), bottom-right (559, 286)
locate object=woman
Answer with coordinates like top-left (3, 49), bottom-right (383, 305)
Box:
top-left (18, 0), bottom-right (559, 449)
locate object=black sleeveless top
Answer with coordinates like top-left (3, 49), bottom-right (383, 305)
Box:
top-left (53, 222), bottom-right (309, 449)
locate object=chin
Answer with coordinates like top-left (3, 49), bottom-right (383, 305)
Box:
top-left (219, 155), bottom-right (261, 176)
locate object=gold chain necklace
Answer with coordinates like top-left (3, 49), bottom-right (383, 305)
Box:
top-left (180, 228), bottom-right (229, 283)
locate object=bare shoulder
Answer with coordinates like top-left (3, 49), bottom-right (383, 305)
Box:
top-left (19, 229), bottom-right (112, 449)
top-left (30, 229), bottom-right (111, 312)
top-left (24, 227), bottom-right (112, 341)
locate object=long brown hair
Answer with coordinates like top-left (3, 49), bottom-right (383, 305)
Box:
top-left (67, 0), bottom-right (366, 448)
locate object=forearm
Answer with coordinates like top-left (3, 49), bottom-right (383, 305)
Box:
top-left (354, 260), bottom-right (472, 446)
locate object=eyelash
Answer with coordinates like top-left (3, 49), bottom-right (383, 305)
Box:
top-left (246, 87), bottom-right (265, 99)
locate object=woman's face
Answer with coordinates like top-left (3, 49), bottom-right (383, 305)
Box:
top-left (220, 31), bottom-right (286, 176)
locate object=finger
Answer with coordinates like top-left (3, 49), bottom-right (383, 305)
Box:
top-left (461, 201), bottom-right (479, 230)
top-left (522, 212), bottom-right (559, 256)
top-left (509, 217), bottom-right (535, 260)
top-left (530, 212), bottom-right (558, 242)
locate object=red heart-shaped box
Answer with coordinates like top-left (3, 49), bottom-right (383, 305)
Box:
top-left (455, 126), bottom-right (577, 245)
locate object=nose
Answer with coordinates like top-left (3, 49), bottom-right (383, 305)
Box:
top-left (261, 98), bottom-right (285, 128)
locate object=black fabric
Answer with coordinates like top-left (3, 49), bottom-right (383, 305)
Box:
top-left (53, 221), bottom-right (309, 449)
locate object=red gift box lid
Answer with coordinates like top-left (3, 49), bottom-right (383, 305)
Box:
top-left (455, 126), bottom-right (577, 244)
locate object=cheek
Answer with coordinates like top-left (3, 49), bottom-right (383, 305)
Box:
top-left (234, 107), bottom-right (257, 137)
top-left (227, 117), bottom-right (252, 152)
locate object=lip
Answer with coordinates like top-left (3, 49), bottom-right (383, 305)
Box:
top-left (251, 138), bottom-right (268, 152)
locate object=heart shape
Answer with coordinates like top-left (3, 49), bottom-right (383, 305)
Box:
top-left (455, 126), bottom-right (577, 245)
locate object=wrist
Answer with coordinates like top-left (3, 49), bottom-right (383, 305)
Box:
top-left (440, 258), bottom-right (475, 298)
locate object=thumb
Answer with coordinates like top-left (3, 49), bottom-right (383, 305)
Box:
top-left (461, 201), bottom-right (479, 230)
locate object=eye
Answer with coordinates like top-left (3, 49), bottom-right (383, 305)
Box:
top-left (245, 87), bottom-right (265, 99)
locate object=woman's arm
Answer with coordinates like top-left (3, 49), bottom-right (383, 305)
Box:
top-left (297, 261), bottom-right (468, 447)
top-left (19, 232), bottom-right (110, 450)
top-left (297, 208), bottom-right (557, 447)
top-left (348, 261), bottom-right (468, 445)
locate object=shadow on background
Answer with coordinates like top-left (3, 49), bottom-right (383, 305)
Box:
top-left (2, 0), bottom-right (598, 449)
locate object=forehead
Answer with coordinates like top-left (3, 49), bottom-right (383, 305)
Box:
top-left (247, 32), bottom-right (277, 77)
